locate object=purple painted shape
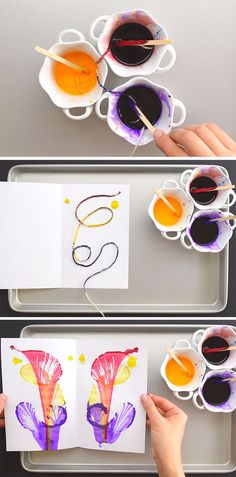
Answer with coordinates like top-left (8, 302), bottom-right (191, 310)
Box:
top-left (87, 401), bottom-right (136, 445)
top-left (16, 402), bottom-right (67, 451)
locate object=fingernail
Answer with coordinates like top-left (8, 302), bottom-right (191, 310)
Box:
top-left (154, 129), bottom-right (163, 139)
top-left (0, 394), bottom-right (7, 400)
top-left (141, 393), bottom-right (148, 402)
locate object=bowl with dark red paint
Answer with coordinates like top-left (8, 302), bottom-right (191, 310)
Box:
top-left (180, 166), bottom-right (236, 210)
top-left (180, 210), bottom-right (236, 253)
top-left (95, 77), bottom-right (186, 146)
top-left (193, 370), bottom-right (236, 413)
top-left (89, 9), bottom-right (176, 77)
top-left (192, 325), bottom-right (236, 370)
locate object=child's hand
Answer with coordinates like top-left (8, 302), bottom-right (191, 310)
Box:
top-left (0, 394), bottom-right (7, 428)
top-left (141, 393), bottom-right (187, 477)
top-left (154, 124), bottom-right (236, 157)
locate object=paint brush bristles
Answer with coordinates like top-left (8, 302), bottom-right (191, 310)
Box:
top-left (166, 348), bottom-right (191, 375)
top-left (155, 189), bottom-right (179, 215)
top-left (34, 46), bottom-right (89, 73)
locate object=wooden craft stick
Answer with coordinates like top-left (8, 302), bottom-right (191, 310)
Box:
top-left (209, 215), bottom-right (236, 223)
top-left (221, 377), bottom-right (236, 383)
top-left (134, 105), bottom-right (156, 133)
top-left (204, 345), bottom-right (236, 353)
top-left (191, 184), bottom-right (235, 194)
top-left (116, 39), bottom-right (172, 47)
top-left (34, 46), bottom-right (89, 73)
top-left (166, 348), bottom-right (191, 375)
top-left (155, 189), bottom-right (179, 215)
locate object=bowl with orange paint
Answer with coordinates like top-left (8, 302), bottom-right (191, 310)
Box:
top-left (148, 179), bottom-right (194, 241)
top-left (161, 339), bottom-right (206, 401)
top-left (38, 29), bottom-right (108, 121)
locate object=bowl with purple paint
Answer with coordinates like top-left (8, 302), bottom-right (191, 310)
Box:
top-left (192, 325), bottom-right (236, 370)
top-left (180, 165), bottom-right (236, 210)
top-left (89, 9), bottom-right (176, 77)
top-left (95, 77), bottom-right (186, 146)
top-left (193, 370), bottom-right (236, 413)
top-left (180, 210), bottom-right (236, 253)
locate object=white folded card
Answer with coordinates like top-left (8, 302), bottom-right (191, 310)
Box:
top-left (0, 182), bottom-right (129, 289)
top-left (1, 338), bottom-right (147, 453)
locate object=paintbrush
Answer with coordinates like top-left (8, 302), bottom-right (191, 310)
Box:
top-left (166, 348), bottom-right (191, 375)
top-left (155, 189), bottom-right (179, 215)
top-left (115, 39), bottom-right (173, 47)
top-left (127, 95), bottom-right (156, 133)
top-left (191, 184), bottom-right (235, 194)
top-left (34, 46), bottom-right (89, 73)
top-left (220, 376), bottom-right (236, 383)
top-left (209, 215), bottom-right (236, 223)
top-left (203, 345), bottom-right (236, 354)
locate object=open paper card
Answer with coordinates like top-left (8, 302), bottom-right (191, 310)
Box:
top-left (1, 339), bottom-right (147, 453)
top-left (0, 182), bottom-right (129, 289)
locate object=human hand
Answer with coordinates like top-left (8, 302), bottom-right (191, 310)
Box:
top-left (154, 124), bottom-right (236, 157)
top-left (0, 394), bottom-right (7, 428)
top-left (141, 393), bottom-right (187, 477)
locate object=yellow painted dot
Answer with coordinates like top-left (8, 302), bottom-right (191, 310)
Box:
top-left (68, 355), bottom-right (74, 361)
top-left (127, 356), bottom-right (137, 368)
top-left (64, 198), bottom-right (70, 204)
top-left (111, 200), bottom-right (119, 209)
top-left (79, 353), bottom-right (86, 364)
top-left (13, 357), bottom-right (22, 365)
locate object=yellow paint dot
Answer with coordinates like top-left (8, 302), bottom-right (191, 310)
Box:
top-left (111, 200), bottom-right (119, 209)
top-left (127, 356), bottom-right (137, 368)
top-left (13, 357), bottom-right (22, 365)
top-left (64, 198), bottom-right (70, 204)
top-left (68, 355), bottom-right (74, 361)
top-left (79, 354), bottom-right (86, 364)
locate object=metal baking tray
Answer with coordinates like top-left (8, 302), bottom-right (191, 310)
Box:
top-left (8, 163), bottom-right (230, 316)
top-left (20, 323), bottom-right (236, 474)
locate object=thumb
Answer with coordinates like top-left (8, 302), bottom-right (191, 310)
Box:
top-left (0, 394), bottom-right (7, 414)
top-left (141, 394), bottom-right (162, 425)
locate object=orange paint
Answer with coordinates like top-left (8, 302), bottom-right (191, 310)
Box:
top-left (54, 51), bottom-right (97, 95)
top-left (153, 196), bottom-right (182, 226)
top-left (166, 356), bottom-right (195, 386)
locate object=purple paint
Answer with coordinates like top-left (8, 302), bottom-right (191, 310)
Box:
top-left (16, 402), bottom-right (67, 451)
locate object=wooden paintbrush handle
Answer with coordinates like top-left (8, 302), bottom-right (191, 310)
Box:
top-left (34, 46), bottom-right (88, 73)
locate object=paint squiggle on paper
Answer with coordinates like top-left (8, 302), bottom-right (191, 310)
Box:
top-left (11, 346), bottom-right (67, 451)
top-left (87, 347), bottom-right (138, 446)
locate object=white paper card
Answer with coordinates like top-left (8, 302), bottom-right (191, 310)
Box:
top-left (0, 182), bottom-right (129, 289)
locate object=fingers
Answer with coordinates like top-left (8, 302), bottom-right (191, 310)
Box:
top-left (170, 129), bottom-right (215, 157)
top-left (184, 124), bottom-right (227, 156)
top-left (141, 394), bottom-right (162, 425)
top-left (154, 130), bottom-right (189, 157)
top-left (0, 394), bottom-right (7, 414)
top-left (148, 394), bottom-right (180, 413)
top-left (206, 123), bottom-right (236, 151)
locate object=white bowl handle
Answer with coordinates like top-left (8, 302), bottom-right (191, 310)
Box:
top-left (174, 339), bottom-right (191, 349)
top-left (161, 231), bottom-right (181, 241)
top-left (228, 213), bottom-right (236, 230)
top-left (192, 329), bottom-right (205, 347)
top-left (221, 190), bottom-right (236, 209)
top-left (193, 391), bottom-right (205, 410)
top-left (162, 179), bottom-right (179, 189)
top-left (95, 92), bottom-right (110, 120)
top-left (174, 390), bottom-right (193, 401)
top-left (172, 99), bottom-right (186, 128)
top-left (180, 231), bottom-right (192, 250)
top-left (89, 15), bottom-right (109, 43)
top-left (58, 29), bottom-right (85, 44)
top-left (155, 44), bottom-right (176, 73)
top-left (63, 106), bottom-right (93, 121)
top-left (180, 169), bottom-right (192, 186)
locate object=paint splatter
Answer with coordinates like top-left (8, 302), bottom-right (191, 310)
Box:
top-left (127, 356), bottom-right (137, 368)
top-left (79, 354), bottom-right (86, 364)
top-left (13, 357), bottom-right (22, 365)
top-left (64, 198), bottom-right (70, 204)
top-left (11, 346), bottom-right (67, 451)
top-left (68, 355), bottom-right (74, 361)
top-left (111, 200), bottom-right (119, 209)
top-left (87, 348), bottom-right (138, 446)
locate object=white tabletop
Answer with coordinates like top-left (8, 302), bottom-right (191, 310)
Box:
top-left (0, 0), bottom-right (236, 157)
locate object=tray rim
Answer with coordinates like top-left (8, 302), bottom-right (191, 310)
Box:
top-left (20, 323), bottom-right (236, 474)
top-left (7, 162), bottom-right (229, 316)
